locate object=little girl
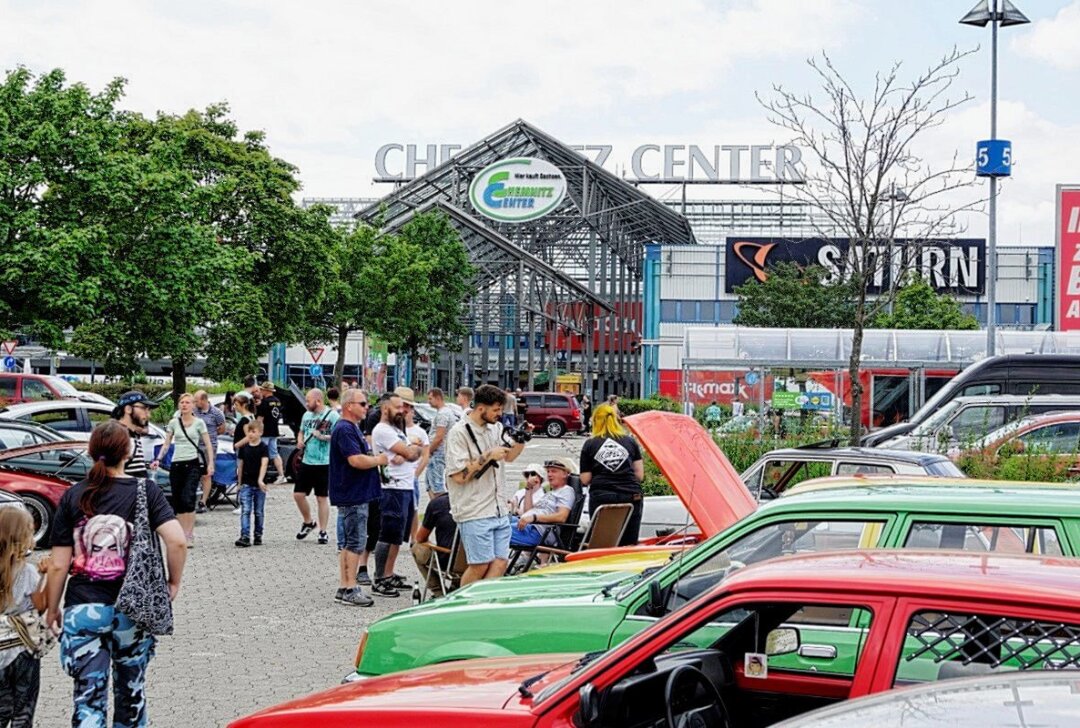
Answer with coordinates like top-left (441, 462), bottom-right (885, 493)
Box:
top-left (0, 507), bottom-right (41, 728)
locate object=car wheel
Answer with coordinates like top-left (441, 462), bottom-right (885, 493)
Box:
top-left (545, 420), bottom-right (566, 438)
top-left (21, 494), bottom-right (53, 548)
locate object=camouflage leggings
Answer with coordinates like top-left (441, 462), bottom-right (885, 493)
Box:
top-left (59, 604), bottom-right (155, 728)
top-left (0, 651), bottom-right (39, 728)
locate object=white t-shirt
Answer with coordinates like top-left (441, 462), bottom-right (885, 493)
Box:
top-left (511, 485), bottom-right (544, 514)
top-left (523, 485), bottom-right (576, 519)
top-left (372, 422), bottom-right (415, 491)
top-left (408, 424), bottom-right (429, 477)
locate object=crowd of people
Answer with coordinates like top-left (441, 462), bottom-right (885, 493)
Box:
top-left (4, 377), bottom-right (646, 726)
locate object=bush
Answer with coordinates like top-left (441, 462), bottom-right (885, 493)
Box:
top-left (71, 381), bottom-right (171, 403)
top-left (995, 453), bottom-right (1076, 483)
top-left (618, 396), bottom-right (681, 417)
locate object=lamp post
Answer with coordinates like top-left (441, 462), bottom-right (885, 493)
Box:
top-left (885, 183), bottom-right (908, 315)
top-left (960, 0), bottom-right (1029, 355)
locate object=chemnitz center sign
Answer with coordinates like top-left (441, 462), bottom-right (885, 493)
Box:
top-left (725, 237), bottom-right (986, 294)
top-left (468, 158), bottom-right (568, 223)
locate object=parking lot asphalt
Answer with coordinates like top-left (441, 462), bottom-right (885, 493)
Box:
top-left (36, 432), bottom-right (585, 727)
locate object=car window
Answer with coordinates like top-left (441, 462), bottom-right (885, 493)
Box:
top-left (962, 383), bottom-right (1002, 396)
top-left (21, 379), bottom-right (55, 401)
top-left (894, 610), bottom-right (1080, 686)
top-left (835, 462), bottom-right (896, 476)
top-left (28, 408), bottom-right (81, 432)
top-left (923, 459), bottom-right (966, 477)
top-left (542, 395), bottom-right (570, 409)
top-left (904, 522), bottom-right (1063, 555)
top-left (0, 427), bottom-right (45, 450)
top-left (756, 459), bottom-right (832, 494)
top-left (0, 378), bottom-right (14, 400)
top-left (524, 395), bottom-right (543, 408)
top-left (87, 410), bottom-right (111, 426)
top-left (664, 601), bottom-right (874, 679)
top-left (949, 406), bottom-right (1006, 443)
top-left (1015, 422), bottom-right (1080, 454)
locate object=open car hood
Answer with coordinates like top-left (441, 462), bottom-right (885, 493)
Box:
top-left (623, 411), bottom-right (755, 539)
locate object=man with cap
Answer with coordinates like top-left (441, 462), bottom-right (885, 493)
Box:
top-left (509, 457), bottom-right (577, 549)
top-left (256, 381), bottom-right (286, 483)
top-left (111, 391), bottom-right (160, 479)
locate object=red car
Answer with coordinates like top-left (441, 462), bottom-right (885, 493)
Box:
top-left (0, 373), bottom-right (87, 405)
top-left (0, 442), bottom-right (78, 546)
top-left (229, 550), bottom-right (1080, 727)
top-left (520, 392), bottom-right (583, 438)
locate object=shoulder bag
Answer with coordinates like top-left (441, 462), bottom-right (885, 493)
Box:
top-left (177, 417), bottom-right (208, 470)
top-left (0, 572), bottom-right (56, 658)
top-left (116, 479), bottom-right (174, 636)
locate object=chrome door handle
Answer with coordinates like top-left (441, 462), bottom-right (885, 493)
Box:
top-left (798, 644), bottom-right (837, 659)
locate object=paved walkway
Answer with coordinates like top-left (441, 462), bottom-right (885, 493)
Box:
top-left (37, 434), bottom-right (584, 727)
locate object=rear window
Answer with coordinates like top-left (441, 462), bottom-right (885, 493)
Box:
top-left (904, 522), bottom-right (1063, 555)
top-left (28, 408), bottom-right (81, 432)
top-left (923, 459), bottom-right (965, 477)
top-left (542, 395), bottom-right (571, 409)
top-left (835, 462), bottom-right (895, 476)
top-left (21, 379), bottom-right (55, 401)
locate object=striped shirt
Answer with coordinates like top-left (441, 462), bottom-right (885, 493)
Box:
top-left (124, 427), bottom-right (149, 478)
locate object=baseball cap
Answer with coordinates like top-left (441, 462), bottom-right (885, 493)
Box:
top-left (116, 391), bottom-right (159, 409)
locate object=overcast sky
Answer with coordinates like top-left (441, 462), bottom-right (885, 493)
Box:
top-left (4, 0), bottom-right (1080, 244)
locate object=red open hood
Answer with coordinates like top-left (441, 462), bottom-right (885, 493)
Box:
top-left (624, 411), bottom-right (755, 539)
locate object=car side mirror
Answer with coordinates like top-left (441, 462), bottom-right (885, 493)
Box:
top-left (578, 683), bottom-right (600, 726)
top-left (766, 627), bottom-right (800, 656)
top-left (646, 579), bottom-right (667, 617)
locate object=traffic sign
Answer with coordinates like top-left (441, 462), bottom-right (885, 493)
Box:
top-left (309, 364), bottom-right (323, 377)
top-left (1, 341), bottom-right (15, 355)
top-left (976, 139), bottom-right (1012, 177)
top-left (307, 347), bottom-right (325, 363)
top-left (2, 356), bottom-right (15, 370)
top-left (745, 371), bottom-right (759, 385)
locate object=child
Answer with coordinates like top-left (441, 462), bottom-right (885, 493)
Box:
top-left (0, 508), bottom-right (42, 727)
top-left (235, 420), bottom-right (269, 547)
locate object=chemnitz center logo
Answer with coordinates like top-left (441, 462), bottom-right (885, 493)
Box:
top-left (469, 157), bottom-right (568, 223)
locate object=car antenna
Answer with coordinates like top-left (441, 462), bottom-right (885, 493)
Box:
top-left (666, 471), bottom-right (697, 613)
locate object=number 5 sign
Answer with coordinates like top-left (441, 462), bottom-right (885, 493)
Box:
top-left (976, 139), bottom-right (1012, 177)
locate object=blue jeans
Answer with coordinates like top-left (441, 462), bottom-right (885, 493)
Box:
top-left (426, 452), bottom-right (447, 494)
top-left (239, 484), bottom-right (266, 538)
top-left (60, 603), bottom-right (155, 728)
top-left (337, 504), bottom-right (369, 554)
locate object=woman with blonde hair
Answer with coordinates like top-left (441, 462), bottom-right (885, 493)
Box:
top-left (154, 393), bottom-right (214, 547)
top-left (0, 507), bottom-right (40, 727)
top-left (578, 402), bottom-right (645, 546)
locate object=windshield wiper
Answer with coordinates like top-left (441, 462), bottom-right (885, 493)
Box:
top-left (599, 566), bottom-right (662, 598)
top-left (518, 671), bottom-right (549, 699)
top-left (571, 650), bottom-right (607, 674)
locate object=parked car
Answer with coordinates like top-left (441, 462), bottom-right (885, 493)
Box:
top-left (0, 460), bottom-right (71, 547)
top-left (580, 414), bottom-right (965, 540)
top-left (0, 418), bottom-right (67, 448)
top-left (957, 411), bottom-right (1080, 471)
top-left (519, 392), bottom-right (583, 438)
top-left (775, 671), bottom-right (1080, 727)
top-left (879, 393), bottom-right (1080, 452)
top-left (0, 400), bottom-right (165, 459)
top-left (345, 471), bottom-right (1079, 682)
top-left (0, 373), bottom-right (112, 406)
top-left (863, 354), bottom-right (1080, 446)
top-left (236, 551), bottom-right (1080, 727)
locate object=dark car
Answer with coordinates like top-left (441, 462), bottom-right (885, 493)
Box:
top-left (864, 354), bottom-right (1080, 446)
top-left (519, 391), bottom-right (583, 438)
top-left (774, 671), bottom-right (1080, 727)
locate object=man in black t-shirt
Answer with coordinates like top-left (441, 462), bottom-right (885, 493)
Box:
top-left (411, 492), bottom-right (457, 596)
top-left (256, 381), bottom-right (285, 484)
top-left (579, 404), bottom-right (645, 546)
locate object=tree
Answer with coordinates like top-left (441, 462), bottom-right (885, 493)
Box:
top-left (0, 68), bottom-right (126, 347)
top-left (733, 262), bottom-right (857, 329)
top-left (873, 275), bottom-right (979, 330)
top-left (365, 212), bottom-right (473, 388)
top-left (759, 49), bottom-right (979, 443)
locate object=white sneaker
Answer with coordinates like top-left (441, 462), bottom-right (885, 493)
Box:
top-left (232, 507), bottom-right (241, 515)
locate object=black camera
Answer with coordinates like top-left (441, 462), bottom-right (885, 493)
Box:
top-left (504, 422), bottom-right (533, 445)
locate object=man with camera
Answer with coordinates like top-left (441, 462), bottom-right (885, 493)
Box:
top-left (445, 384), bottom-right (532, 586)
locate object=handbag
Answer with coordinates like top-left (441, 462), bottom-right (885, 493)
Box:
top-left (0, 573), bottom-right (56, 658)
top-left (116, 479), bottom-right (174, 636)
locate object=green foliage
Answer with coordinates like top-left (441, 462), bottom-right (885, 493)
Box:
top-left (70, 381), bottom-right (170, 402)
top-left (733, 263), bottom-right (858, 329)
top-left (873, 275), bottom-right (979, 330)
top-left (617, 396), bottom-right (682, 417)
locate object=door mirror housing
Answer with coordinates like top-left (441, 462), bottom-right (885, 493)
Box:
top-left (578, 683), bottom-right (600, 726)
top-left (765, 627), bottom-right (800, 656)
top-left (646, 579), bottom-right (667, 617)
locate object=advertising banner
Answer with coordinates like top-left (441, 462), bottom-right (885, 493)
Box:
top-left (1057, 185), bottom-right (1080, 331)
top-left (468, 157), bottom-right (567, 223)
top-left (724, 237), bottom-right (985, 295)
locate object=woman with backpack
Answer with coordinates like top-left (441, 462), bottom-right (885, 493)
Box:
top-left (46, 420), bottom-right (187, 726)
top-left (154, 393), bottom-right (214, 548)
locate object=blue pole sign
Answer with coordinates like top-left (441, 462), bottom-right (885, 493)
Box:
top-left (2, 356), bottom-right (14, 370)
top-left (745, 371), bottom-right (759, 385)
top-left (976, 139), bottom-right (1012, 177)
top-left (309, 364), bottom-right (323, 378)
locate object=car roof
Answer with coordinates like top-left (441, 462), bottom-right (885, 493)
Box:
top-left (722, 550), bottom-right (1080, 608)
top-left (0, 400), bottom-right (111, 415)
top-left (768, 479), bottom-right (1080, 516)
top-left (761, 446), bottom-right (951, 464)
top-left (949, 393), bottom-right (1080, 405)
top-left (0, 441), bottom-right (87, 462)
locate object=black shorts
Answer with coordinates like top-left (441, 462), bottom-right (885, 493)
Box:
top-left (366, 497), bottom-right (381, 552)
top-left (378, 488), bottom-right (416, 546)
top-left (169, 459), bottom-right (201, 514)
top-left (294, 463), bottom-right (329, 498)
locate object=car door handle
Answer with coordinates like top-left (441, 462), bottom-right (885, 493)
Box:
top-left (798, 644), bottom-right (837, 659)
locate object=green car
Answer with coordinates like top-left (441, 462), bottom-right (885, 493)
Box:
top-left (353, 480), bottom-right (1080, 680)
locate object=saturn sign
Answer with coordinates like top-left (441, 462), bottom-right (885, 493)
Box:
top-left (468, 157), bottom-right (567, 223)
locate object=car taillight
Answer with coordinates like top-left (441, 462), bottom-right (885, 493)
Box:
top-left (354, 630), bottom-right (368, 668)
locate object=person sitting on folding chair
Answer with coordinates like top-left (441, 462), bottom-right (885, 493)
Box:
top-left (510, 458), bottom-right (576, 550)
top-left (411, 491), bottom-right (456, 597)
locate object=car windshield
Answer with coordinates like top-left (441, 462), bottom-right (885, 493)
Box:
top-left (47, 377), bottom-right (81, 398)
top-left (924, 459), bottom-right (965, 477)
top-left (913, 399), bottom-right (962, 435)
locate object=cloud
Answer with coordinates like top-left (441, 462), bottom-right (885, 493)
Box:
top-left (1012, 1), bottom-right (1080, 70)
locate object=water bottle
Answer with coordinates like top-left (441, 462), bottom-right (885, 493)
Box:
top-left (411, 581), bottom-right (422, 606)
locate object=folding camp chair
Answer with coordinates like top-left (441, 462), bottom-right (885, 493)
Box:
top-left (532, 502), bottom-right (633, 565)
top-left (506, 475), bottom-right (586, 574)
top-left (420, 528), bottom-right (468, 602)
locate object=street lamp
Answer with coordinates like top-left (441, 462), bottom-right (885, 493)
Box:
top-left (960, 0), bottom-right (1030, 355)
top-left (885, 183), bottom-right (908, 314)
